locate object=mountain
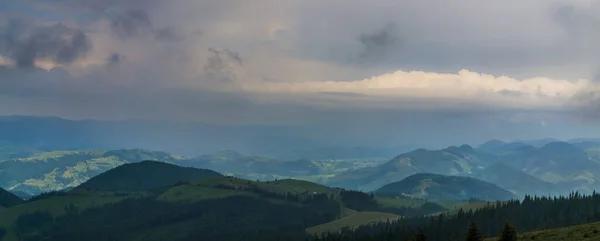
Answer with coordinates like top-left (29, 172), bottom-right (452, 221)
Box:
top-left (469, 162), bottom-right (556, 197)
top-left (375, 173), bottom-right (516, 201)
top-left (0, 149), bottom-right (186, 195)
top-left (327, 145), bottom-right (496, 191)
top-left (330, 141), bottom-right (600, 195)
top-left (75, 161), bottom-right (222, 191)
top-left (0, 163), bottom-right (459, 241)
top-left (0, 188), bottom-right (23, 208)
top-left (501, 142), bottom-right (600, 185)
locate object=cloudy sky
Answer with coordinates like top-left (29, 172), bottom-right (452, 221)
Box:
top-left (1, 0), bottom-right (600, 148)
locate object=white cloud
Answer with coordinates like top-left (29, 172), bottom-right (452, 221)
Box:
top-left (225, 69), bottom-right (592, 111)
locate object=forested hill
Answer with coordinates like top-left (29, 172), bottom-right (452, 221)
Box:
top-left (375, 173), bottom-right (516, 201)
top-left (315, 192), bottom-right (600, 241)
top-left (75, 161), bottom-right (223, 191)
top-left (0, 188), bottom-right (23, 208)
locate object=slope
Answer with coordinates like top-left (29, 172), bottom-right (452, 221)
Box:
top-left (500, 142), bottom-right (600, 188)
top-left (327, 145), bottom-right (496, 191)
top-left (75, 161), bottom-right (222, 191)
top-left (375, 173), bottom-right (516, 201)
top-left (469, 162), bottom-right (557, 197)
top-left (0, 188), bottom-right (23, 208)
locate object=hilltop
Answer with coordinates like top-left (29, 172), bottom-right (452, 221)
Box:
top-left (375, 173), bottom-right (516, 201)
top-left (75, 161), bottom-right (222, 191)
top-left (327, 145), bottom-right (495, 191)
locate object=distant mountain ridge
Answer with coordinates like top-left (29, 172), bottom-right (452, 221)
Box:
top-left (328, 140), bottom-right (600, 196)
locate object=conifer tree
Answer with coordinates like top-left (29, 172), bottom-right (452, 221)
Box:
top-left (466, 222), bottom-right (483, 241)
top-left (499, 222), bottom-right (517, 241)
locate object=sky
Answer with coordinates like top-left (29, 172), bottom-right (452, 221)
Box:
top-left (1, 0), bottom-right (600, 148)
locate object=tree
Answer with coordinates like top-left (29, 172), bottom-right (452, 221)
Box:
top-left (414, 229), bottom-right (427, 241)
top-left (499, 223), bottom-right (517, 241)
top-left (466, 222), bottom-right (483, 241)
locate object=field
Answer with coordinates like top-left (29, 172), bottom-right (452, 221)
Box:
top-left (306, 211), bottom-right (401, 235)
top-left (485, 221), bottom-right (600, 241)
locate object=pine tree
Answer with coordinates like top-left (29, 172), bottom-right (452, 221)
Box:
top-left (414, 229), bottom-right (427, 241)
top-left (498, 222), bottom-right (517, 241)
top-left (466, 222), bottom-right (483, 241)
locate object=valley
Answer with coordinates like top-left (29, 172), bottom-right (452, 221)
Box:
top-left (1, 119), bottom-right (600, 240)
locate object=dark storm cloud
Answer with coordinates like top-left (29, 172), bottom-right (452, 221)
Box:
top-left (203, 48), bottom-right (243, 82)
top-left (357, 24), bottom-right (400, 62)
top-left (1, 20), bottom-right (92, 68)
top-left (110, 9), bottom-right (152, 39)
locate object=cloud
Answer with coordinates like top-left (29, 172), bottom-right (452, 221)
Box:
top-left (2, 0), bottom-right (600, 148)
top-left (202, 48), bottom-right (244, 83)
top-left (109, 9), bottom-right (152, 39)
top-left (357, 24), bottom-right (400, 63)
top-left (1, 20), bottom-right (92, 68)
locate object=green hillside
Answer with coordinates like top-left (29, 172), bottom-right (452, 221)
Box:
top-left (75, 161), bottom-right (222, 191)
top-left (0, 188), bottom-right (23, 208)
top-left (375, 173), bottom-right (517, 201)
top-left (0, 159), bottom-right (465, 241)
top-left (0, 149), bottom-right (186, 195)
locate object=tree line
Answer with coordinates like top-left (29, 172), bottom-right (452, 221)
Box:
top-left (313, 191), bottom-right (600, 241)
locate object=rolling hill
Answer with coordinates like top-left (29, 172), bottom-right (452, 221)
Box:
top-left (0, 149), bottom-right (186, 195)
top-left (326, 145), bottom-right (495, 191)
top-left (328, 141), bottom-right (600, 195)
top-left (0, 159), bottom-right (472, 241)
top-left (75, 161), bottom-right (223, 191)
top-left (0, 188), bottom-right (23, 208)
top-left (375, 173), bottom-right (516, 201)
top-left (469, 162), bottom-right (557, 197)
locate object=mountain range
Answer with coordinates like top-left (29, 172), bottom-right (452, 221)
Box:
top-left (326, 140), bottom-right (600, 197)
